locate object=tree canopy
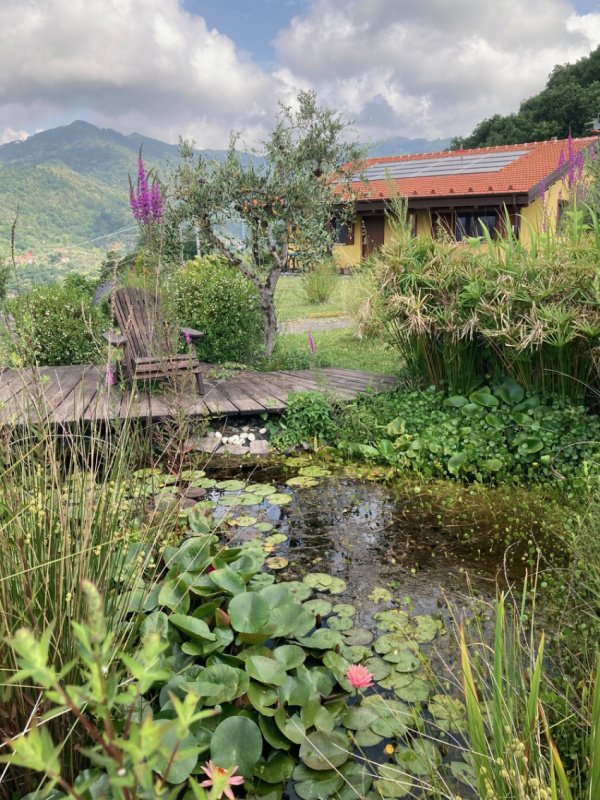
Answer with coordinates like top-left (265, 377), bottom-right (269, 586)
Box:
top-left (451, 45), bottom-right (600, 149)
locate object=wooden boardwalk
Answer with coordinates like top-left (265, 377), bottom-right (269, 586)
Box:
top-left (0, 365), bottom-right (397, 426)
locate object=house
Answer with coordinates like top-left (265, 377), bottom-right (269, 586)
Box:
top-left (334, 136), bottom-right (596, 266)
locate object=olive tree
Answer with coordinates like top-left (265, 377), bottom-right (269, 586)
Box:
top-left (172, 91), bottom-right (361, 356)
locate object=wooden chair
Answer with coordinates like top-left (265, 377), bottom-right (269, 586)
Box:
top-left (104, 287), bottom-right (205, 394)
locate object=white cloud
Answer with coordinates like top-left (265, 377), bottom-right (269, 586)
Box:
top-left (275, 0), bottom-right (600, 140)
top-left (0, 0), bottom-right (282, 147)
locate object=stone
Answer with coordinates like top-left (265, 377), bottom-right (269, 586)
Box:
top-left (249, 440), bottom-right (269, 455)
top-left (182, 486), bottom-right (207, 500)
top-left (187, 436), bottom-right (220, 454)
top-left (219, 443), bottom-right (248, 455)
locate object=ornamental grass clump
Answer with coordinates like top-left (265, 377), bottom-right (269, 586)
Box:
top-left (367, 198), bottom-right (600, 399)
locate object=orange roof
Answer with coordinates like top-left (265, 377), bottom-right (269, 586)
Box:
top-left (347, 137), bottom-right (596, 201)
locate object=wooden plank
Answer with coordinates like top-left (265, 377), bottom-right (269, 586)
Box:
top-left (283, 370), bottom-right (357, 400)
top-left (51, 366), bottom-right (99, 424)
top-left (214, 378), bottom-right (265, 415)
top-left (230, 374), bottom-right (286, 413)
top-left (197, 383), bottom-right (238, 416)
top-left (36, 366), bottom-right (89, 422)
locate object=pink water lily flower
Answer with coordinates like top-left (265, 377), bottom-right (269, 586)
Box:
top-left (346, 664), bottom-right (374, 689)
top-left (201, 761), bottom-right (244, 800)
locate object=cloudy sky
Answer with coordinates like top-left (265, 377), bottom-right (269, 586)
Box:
top-left (2, 0), bottom-right (600, 148)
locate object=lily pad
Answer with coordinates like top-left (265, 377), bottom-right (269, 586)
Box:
top-left (255, 521), bottom-right (274, 532)
top-left (230, 515), bottom-right (257, 527)
top-left (374, 764), bottom-right (412, 798)
top-left (181, 469), bottom-right (206, 481)
top-left (265, 533), bottom-right (288, 546)
top-left (374, 609), bottom-right (410, 632)
top-left (215, 479), bottom-right (246, 491)
top-left (327, 615), bottom-right (353, 631)
top-left (394, 739), bottom-right (441, 776)
top-left (341, 645), bottom-right (371, 662)
top-left (368, 587), bottom-right (392, 603)
top-left (392, 676), bottom-right (432, 704)
top-left (298, 466), bottom-right (331, 478)
top-left (246, 483), bottom-right (277, 497)
top-left (363, 656), bottom-right (392, 681)
top-left (303, 599), bottom-right (333, 617)
top-left (228, 592), bottom-right (270, 633)
top-left (268, 492), bottom-right (293, 506)
top-left (210, 716), bottom-right (262, 778)
top-left (245, 655), bottom-right (287, 686)
top-left (332, 603), bottom-right (356, 617)
top-left (428, 694), bottom-right (467, 732)
top-left (336, 761), bottom-right (374, 800)
top-left (293, 765), bottom-right (344, 800)
top-left (285, 581), bottom-right (313, 602)
top-left (273, 644), bottom-right (306, 670)
top-left (341, 705), bottom-right (379, 731)
top-left (353, 729), bottom-right (384, 747)
top-left (299, 730), bottom-right (349, 770)
top-left (286, 476), bottom-right (319, 488)
top-left (296, 628), bottom-right (344, 650)
top-left (266, 556), bottom-right (289, 570)
top-left (343, 627), bottom-right (373, 646)
top-left (411, 614), bottom-right (442, 643)
top-left (303, 573), bottom-right (347, 595)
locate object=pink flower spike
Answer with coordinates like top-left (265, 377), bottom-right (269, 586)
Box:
top-left (346, 663), bottom-right (374, 689)
top-left (184, 331), bottom-right (192, 345)
top-left (308, 331), bottom-right (316, 354)
top-left (201, 761), bottom-right (244, 800)
top-left (104, 365), bottom-right (116, 387)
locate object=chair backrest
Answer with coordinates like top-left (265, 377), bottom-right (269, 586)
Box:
top-left (111, 287), bottom-right (171, 361)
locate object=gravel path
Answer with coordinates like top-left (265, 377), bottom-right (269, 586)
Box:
top-left (279, 316), bottom-right (354, 334)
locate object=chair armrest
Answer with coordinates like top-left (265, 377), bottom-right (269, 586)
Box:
top-left (180, 327), bottom-right (204, 341)
top-left (103, 331), bottom-right (128, 347)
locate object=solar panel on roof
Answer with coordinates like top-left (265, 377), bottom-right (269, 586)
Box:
top-left (355, 150), bottom-right (529, 182)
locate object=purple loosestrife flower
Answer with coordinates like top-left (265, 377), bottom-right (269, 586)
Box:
top-left (104, 365), bottom-right (116, 387)
top-left (308, 331), bottom-right (315, 354)
top-left (129, 150), bottom-right (165, 226)
top-left (184, 331), bottom-right (192, 345)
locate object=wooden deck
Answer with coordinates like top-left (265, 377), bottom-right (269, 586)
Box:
top-left (0, 365), bottom-right (398, 426)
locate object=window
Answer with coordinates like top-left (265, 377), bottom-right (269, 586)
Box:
top-left (455, 211), bottom-right (497, 241)
top-left (334, 220), bottom-right (355, 245)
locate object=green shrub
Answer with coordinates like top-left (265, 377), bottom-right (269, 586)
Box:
top-left (272, 390), bottom-right (337, 447)
top-left (366, 199), bottom-right (600, 399)
top-left (7, 282), bottom-right (107, 366)
top-left (302, 259), bottom-right (338, 304)
top-left (168, 255), bottom-right (262, 363)
top-left (336, 380), bottom-right (600, 486)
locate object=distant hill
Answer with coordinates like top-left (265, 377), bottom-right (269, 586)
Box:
top-left (366, 135), bottom-right (451, 157)
top-left (0, 120), bottom-right (452, 284)
top-left (451, 45), bottom-right (600, 149)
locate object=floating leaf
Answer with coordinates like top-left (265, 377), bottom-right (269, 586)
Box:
top-left (298, 466), bottom-right (330, 478)
top-left (374, 610), bottom-right (408, 633)
top-left (195, 664), bottom-right (247, 705)
top-left (332, 603), bottom-right (356, 617)
top-left (266, 556), bottom-right (289, 570)
top-left (152, 721), bottom-right (199, 784)
top-left (210, 716), bottom-right (262, 778)
top-left (303, 599), bottom-right (333, 617)
top-left (230, 515), bottom-right (257, 527)
top-left (336, 761), bottom-right (374, 800)
top-left (450, 759), bottom-right (477, 786)
top-left (303, 573), bottom-right (347, 595)
top-left (393, 676), bottom-right (432, 704)
top-left (341, 706), bottom-right (379, 731)
top-left (209, 567), bottom-right (246, 596)
top-left (293, 765), bottom-right (344, 800)
top-left (327, 615), bottom-right (353, 631)
top-left (343, 627), bottom-right (373, 646)
top-left (273, 644), bottom-right (306, 670)
top-left (374, 764), bottom-right (412, 798)
top-left (215, 479), bottom-right (246, 491)
top-left (368, 587), bottom-right (392, 604)
top-left (286, 476), bottom-right (319, 488)
top-left (269, 493), bottom-right (293, 506)
top-left (296, 629), bottom-right (344, 650)
top-left (428, 694), bottom-right (467, 732)
top-left (412, 615), bottom-right (442, 643)
top-left (181, 469), bottom-right (206, 481)
top-left (169, 613), bottom-right (216, 642)
top-left (264, 533), bottom-right (288, 545)
top-left (255, 751), bottom-right (295, 785)
top-left (341, 645), bottom-right (371, 662)
top-left (255, 522), bottom-right (274, 532)
top-left (284, 581), bottom-right (313, 602)
top-left (395, 739), bottom-right (441, 776)
top-left (363, 656), bottom-right (392, 681)
top-left (246, 483), bottom-right (277, 497)
top-left (299, 730), bottom-right (349, 770)
top-left (245, 655), bottom-right (287, 686)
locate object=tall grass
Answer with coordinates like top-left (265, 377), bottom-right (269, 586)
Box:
top-left (0, 384), bottom-right (187, 798)
top-left (366, 199), bottom-right (600, 398)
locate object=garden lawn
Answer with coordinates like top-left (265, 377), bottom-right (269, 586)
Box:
top-left (275, 273), bottom-right (362, 322)
top-left (261, 328), bottom-right (400, 375)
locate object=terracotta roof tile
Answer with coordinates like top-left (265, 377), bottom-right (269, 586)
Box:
top-left (345, 137), bottom-right (596, 200)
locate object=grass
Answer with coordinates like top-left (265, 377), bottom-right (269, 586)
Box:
top-left (274, 273), bottom-right (362, 322)
top-left (261, 327), bottom-right (401, 374)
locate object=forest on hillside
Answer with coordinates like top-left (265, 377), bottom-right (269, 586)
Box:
top-left (451, 45), bottom-right (600, 148)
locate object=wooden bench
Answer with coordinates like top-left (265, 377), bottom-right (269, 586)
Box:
top-left (104, 287), bottom-right (205, 394)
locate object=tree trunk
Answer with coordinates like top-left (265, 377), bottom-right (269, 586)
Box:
top-left (260, 289), bottom-right (278, 357)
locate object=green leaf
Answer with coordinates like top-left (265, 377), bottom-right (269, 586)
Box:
top-left (445, 395), bottom-right (468, 408)
top-left (494, 377), bottom-right (524, 405)
top-left (210, 716), bottom-right (263, 778)
top-left (375, 764), bottom-right (413, 797)
top-left (228, 592), bottom-right (270, 633)
top-left (169, 613), bottom-right (216, 641)
top-left (447, 452), bottom-right (467, 473)
top-left (209, 567), bottom-right (247, 596)
top-left (158, 581), bottom-right (190, 613)
top-left (245, 655), bottom-right (287, 686)
top-left (299, 730), bottom-right (349, 770)
top-left (469, 390), bottom-right (499, 407)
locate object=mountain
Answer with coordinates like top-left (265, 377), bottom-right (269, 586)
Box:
top-left (0, 121), bottom-right (230, 280)
top-left (451, 45), bottom-right (600, 149)
top-left (366, 135), bottom-right (451, 157)
top-left (0, 120), bottom-right (451, 284)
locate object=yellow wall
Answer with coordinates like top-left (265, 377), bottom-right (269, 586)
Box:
top-left (333, 182), bottom-right (568, 266)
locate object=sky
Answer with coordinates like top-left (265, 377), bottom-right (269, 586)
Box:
top-left (2, 0), bottom-right (600, 148)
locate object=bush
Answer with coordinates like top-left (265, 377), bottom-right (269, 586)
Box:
top-left (168, 255), bottom-right (262, 363)
top-left (302, 259), bottom-right (338, 304)
top-left (336, 381), bottom-right (600, 486)
top-left (272, 390), bottom-right (337, 447)
top-left (7, 282), bottom-right (107, 366)
top-left (366, 199), bottom-right (600, 399)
